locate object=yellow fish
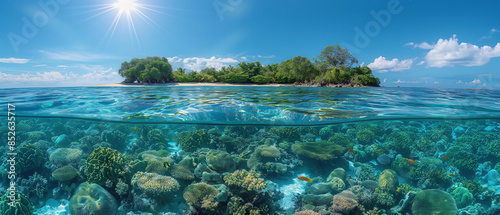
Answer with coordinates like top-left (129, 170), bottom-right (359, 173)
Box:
top-left (131, 126), bottom-right (137, 130)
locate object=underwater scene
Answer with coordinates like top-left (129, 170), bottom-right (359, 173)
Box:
top-left (1, 86), bottom-right (500, 215)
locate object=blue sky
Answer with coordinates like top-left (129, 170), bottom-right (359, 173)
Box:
top-left (1, 0), bottom-right (499, 88)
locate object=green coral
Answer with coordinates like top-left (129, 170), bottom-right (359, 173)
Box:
top-left (131, 172), bottom-right (180, 201)
top-left (183, 182), bottom-right (219, 209)
top-left (291, 140), bottom-right (345, 160)
top-left (328, 133), bottom-right (353, 148)
top-left (356, 129), bottom-right (376, 145)
top-left (411, 189), bottom-right (457, 215)
top-left (457, 130), bottom-right (500, 152)
top-left (374, 188), bottom-right (395, 208)
top-left (69, 182), bottom-right (118, 215)
top-left (49, 148), bottom-right (82, 167)
top-left (489, 139), bottom-right (500, 158)
top-left (206, 150), bottom-right (236, 173)
top-left (101, 129), bottom-right (126, 151)
top-left (224, 169), bottom-right (267, 192)
top-left (270, 127), bottom-right (301, 142)
top-left (52, 166), bottom-right (79, 182)
top-left (387, 131), bottom-right (417, 155)
top-left (85, 147), bottom-right (125, 186)
top-left (378, 169), bottom-right (399, 193)
top-left (392, 156), bottom-right (413, 177)
top-left (177, 129), bottom-right (213, 152)
top-left (446, 145), bottom-right (478, 173)
top-left (319, 125), bottom-right (339, 140)
top-left (0, 191), bottom-right (34, 215)
top-left (17, 143), bottom-right (44, 175)
top-left (450, 186), bottom-right (473, 209)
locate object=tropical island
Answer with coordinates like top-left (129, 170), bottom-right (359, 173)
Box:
top-left (118, 45), bottom-right (381, 87)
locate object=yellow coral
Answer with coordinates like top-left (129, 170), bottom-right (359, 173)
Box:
top-left (223, 169), bottom-right (267, 191)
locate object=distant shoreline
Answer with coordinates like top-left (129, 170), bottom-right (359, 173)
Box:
top-left (91, 82), bottom-right (375, 88)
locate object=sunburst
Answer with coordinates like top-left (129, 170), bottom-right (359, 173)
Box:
top-left (85, 0), bottom-right (163, 47)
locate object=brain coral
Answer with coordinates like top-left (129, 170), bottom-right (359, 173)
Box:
top-left (378, 169), bottom-right (399, 193)
top-left (69, 182), bottom-right (118, 215)
top-left (0, 191), bottom-right (34, 215)
top-left (131, 172), bottom-right (180, 200)
top-left (292, 140), bottom-right (345, 160)
top-left (85, 147), bottom-right (125, 186)
top-left (412, 189), bottom-right (457, 215)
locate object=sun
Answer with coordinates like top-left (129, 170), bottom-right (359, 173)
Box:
top-left (85, 0), bottom-right (163, 47)
top-left (114, 0), bottom-right (136, 12)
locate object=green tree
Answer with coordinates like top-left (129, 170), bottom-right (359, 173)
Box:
top-left (314, 45), bottom-right (359, 72)
top-left (276, 56), bottom-right (319, 83)
top-left (119, 56), bottom-right (173, 83)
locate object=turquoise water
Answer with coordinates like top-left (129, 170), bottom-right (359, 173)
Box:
top-left (1, 86), bottom-right (500, 215)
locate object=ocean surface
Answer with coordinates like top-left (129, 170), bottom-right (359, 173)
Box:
top-left (0, 86), bottom-right (500, 215)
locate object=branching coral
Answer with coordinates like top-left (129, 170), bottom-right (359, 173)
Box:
top-left (292, 140), bottom-right (345, 160)
top-left (387, 131), bottom-right (417, 155)
top-left (270, 127), bottom-right (301, 142)
top-left (446, 145), bottom-right (478, 173)
top-left (224, 169), bottom-right (267, 192)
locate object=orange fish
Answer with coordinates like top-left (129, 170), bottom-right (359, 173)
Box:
top-left (348, 149), bottom-right (356, 154)
top-left (408, 159), bottom-right (416, 165)
top-left (442, 155), bottom-right (449, 161)
top-left (297, 176), bottom-right (313, 182)
top-left (423, 138), bottom-right (428, 142)
top-left (449, 174), bottom-right (455, 177)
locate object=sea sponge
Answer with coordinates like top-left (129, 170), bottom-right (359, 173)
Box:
top-left (131, 172), bottom-right (180, 201)
top-left (206, 150), bottom-right (236, 173)
top-left (171, 157), bottom-right (196, 180)
top-left (223, 169), bottom-right (267, 192)
top-left (49, 148), bottom-right (82, 167)
top-left (412, 189), bottom-right (457, 215)
top-left (17, 143), bottom-right (44, 175)
top-left (0, 191), bottom-right (34, 215)
top-left (52, 166), bottom-right (79, 182)
top-left (177, 129), bottom-right (212, 152)
top-left (69, 182), bottom-right (118, 215)
top-left (378, 169), bottom-right (399, 193)
top-left (292, 140), bottom-right (345, 160)
top-left (85, 147), bottom-right (125, 186)
top-left (356, 129), bottom-right (375, 145)
top-left (450, 187), bottom-right (473, 209)
top-left (183, 182), bottom-right (219, 209)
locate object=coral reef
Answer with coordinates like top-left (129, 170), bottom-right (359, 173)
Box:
top-left (131, 172), bottom-right (180, 202)
top-left (177, 129), bottom-right (213, 152)
top-left (85, 147), bottom-right (125, 186)
top-left (224, 169), bottom-right (267, 192)
top-left (378, 169), bottom-right (399, 193)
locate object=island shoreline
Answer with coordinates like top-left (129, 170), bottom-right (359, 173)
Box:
top-left (91, 82), bottom-right (377, 88)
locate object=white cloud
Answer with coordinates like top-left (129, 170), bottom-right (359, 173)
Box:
top-left (480, 28), bottom-right (500, 40)
top-left (39, 50), bottom-right (114, 62)
top-left (405, 42), bottom-right (433, 49)
top-left (383, 78), bottom-right (387, 83)
top-left (393, 79), bottom-right (419, 84)
top-left (467, 79), bottom-right (482, 85)
top-left (33, 64), bottom-right (47, 67)
top-left (456, 80), bottom-right (463, 84)
top-left (416, 35), bottom-right (500, 67)
top-left (434, 81), bottom-right (439, 84)
top-left (57, 65), bottom-right (68, 68)
top-left (0, 67), bottom-right (121, 88)
top-left (257, 55), bottom-right (275, 58)
top-left (240, 56), bottom-right (248, 61)
top-left (167, 56), bottom-right (239, 71)
top-left (416, 61), bottom-right (425, 65)
top-left (0, 58), bottom-right (30, 64)
top-left (367, 56), bottom-right (414, 72)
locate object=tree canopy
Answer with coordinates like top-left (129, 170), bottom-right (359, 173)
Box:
top-left (119, 45), bottom-right (380, 87)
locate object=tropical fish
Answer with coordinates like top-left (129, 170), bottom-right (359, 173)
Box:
top-left (408, 159), bottom-right (416, 165)
top-left (297, 176), bottom-right (313, 182)
top-left (348, 149), bottom-right (356, 154)
top-left (423, 138), bottom-right (428, 142)
top-left (449, 173), bottom-right (455, 177)
top-left (163, 161), bottom-right (171, 168)
top-left (131, 126), bottom-right (137, 130)
top-left (442, 155), bottom-right (449, 161)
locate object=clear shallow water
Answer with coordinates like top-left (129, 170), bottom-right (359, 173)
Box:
top-left (1, 86), bottom-right (500, 215)
top-left (1, 86), bottom-right (499, 125)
